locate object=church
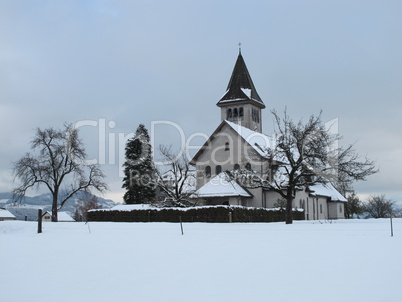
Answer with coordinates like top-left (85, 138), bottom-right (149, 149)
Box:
top-left (190, 50), bottom-right (346, 220)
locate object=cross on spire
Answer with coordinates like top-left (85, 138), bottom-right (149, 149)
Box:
top-left (238, 42), bottom-right (242, 54)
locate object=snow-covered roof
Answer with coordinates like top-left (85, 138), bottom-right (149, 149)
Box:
top-left (111, 204), bottom-right (153, 211)
top-left (217, 52), bottom-right (265, 108)
top-left (193, 172), bottom-right (252, 198)
top-left (225, 120), bottom-right (273, 157)
top-left (43, 211), bottom-right (75, 221)
top-left (0, 208), bottom-right (16, 219)
top-left (309, 183), bottom-right (347, 202)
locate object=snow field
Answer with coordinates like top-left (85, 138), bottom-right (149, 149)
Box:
top-left (1, 219), bottom-right (401, 302)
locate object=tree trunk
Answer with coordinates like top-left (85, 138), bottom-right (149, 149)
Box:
top-left (285, 194), bottom-right (293, 224)
top-left (51, 193), bottom-right (58, 222)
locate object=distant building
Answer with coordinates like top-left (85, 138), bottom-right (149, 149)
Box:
top-left (190, 51), bottom-right (346, 220)
top-left (42, 211), bottom-right (75, 222)
top-left (0, 208), bottom-right (17, 221)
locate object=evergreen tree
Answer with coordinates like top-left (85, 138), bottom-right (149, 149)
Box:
top-left (344, 192), bottom-right (363, 219)
top-left (122, 124), bottom-right (156, 204)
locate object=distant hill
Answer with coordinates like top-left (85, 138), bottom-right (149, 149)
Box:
top-left (0, 191), bottom-right (117, 221)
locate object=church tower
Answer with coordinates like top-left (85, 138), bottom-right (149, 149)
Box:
top-left (216, 50), bottom-right (265, 133)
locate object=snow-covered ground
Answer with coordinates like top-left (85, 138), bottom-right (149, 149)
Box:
top-left (1, 219), bottom-right (401, 302)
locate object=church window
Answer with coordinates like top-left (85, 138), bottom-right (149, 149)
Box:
top-left (239, 107), bottom-right (244, 119)
top-left (234, 163), bottom-right (240, 170)
top-left (216, 165), bottom-right (222, 175)
top-left (227, 109), bottom-right (232, 119)
top-left (225, 142), bottom-right (229, 151)
top-left (233, 108), bottom-right (238, 118)
top-left (252, 108), bottom-right (260, 123)
top-left (245, 163), bottom-right (251, 171)
top-left (205, 166), bottom-right (211, 178)
top-left (339, 204), bottom-right (342, 213)
top-left (320, 204), bottom-right (323, 214)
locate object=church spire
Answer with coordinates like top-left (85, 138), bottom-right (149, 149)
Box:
top-left (216, 51), bottom-right (265, 133)
top-left (217, 52), bottom-right (265, 109)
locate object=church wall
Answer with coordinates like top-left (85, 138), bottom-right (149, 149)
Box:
top-left (294, 191), bottom-right (330, 220)
top-left (262, 190), bottom-right (332, 221)
top-left (195, 124), bottom-right (264, 189)
top-left (328, 202), bottom-right (345, 219)
top-left (246, 188), bottom-right (264, 208)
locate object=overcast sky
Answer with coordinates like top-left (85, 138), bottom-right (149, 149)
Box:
top-left (1, 0), bottom-right (401, 204)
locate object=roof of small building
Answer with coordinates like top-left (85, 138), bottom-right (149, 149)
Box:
top-left (0, 208), bottom-right (16, 219)
top-left (193, 172), bottom-right (253, 198)
top-left (43, 211), bottom-right (75, 221)
top-left (308, 183), bottom-right (347, 202)
top-left (217, 53), bottom-right (265, 109)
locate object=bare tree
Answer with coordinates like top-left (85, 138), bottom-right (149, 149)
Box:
top-left (234, 109), bottom-right (377, 224)
top-left (154, 145), bottom-right (196, 207)
top-left (363, 195), bottom-right (395, 218)
top-left (13, 124), bottom-right (108, 222)
top-left (74, 194), bottom-right (103, 221)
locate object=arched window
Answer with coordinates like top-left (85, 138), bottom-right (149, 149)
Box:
top-left (233, 108), bottom-right (238, 117)
top-left (239, 107), bottom-right (244, 118)
top-left (227, 108), bottom-right (232, 119)
top-left (252, 108), bottom-right (260, 123)
top-left (205, 166), bottom-right (211, 178)
top-left (234, 163), bottom-right (240, 170)
top-left (225, 142), bottom-right (229, 151)
top-left (216, 165), bottom-right (222, 175)
top-left (245, 163), bottom-right (251, 171)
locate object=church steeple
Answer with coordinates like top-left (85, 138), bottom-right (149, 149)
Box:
top-left (217, 52), bottom-right (265, 132)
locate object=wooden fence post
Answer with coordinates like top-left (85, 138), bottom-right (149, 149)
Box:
top-left (37, 209), bottom-right (42, 234)
top-left (179, 216), bottom-right (184, 235)
top-left (228, 212), bottom-right (232, 223)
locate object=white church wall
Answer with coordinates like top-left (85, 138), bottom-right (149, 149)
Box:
top-left (195, 124), bottom-right (262, 189)
top-left (328, 202), bottom-right (345, 219)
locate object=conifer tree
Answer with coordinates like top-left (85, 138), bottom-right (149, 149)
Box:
top-left (122, 124), bottom-right (156, 204)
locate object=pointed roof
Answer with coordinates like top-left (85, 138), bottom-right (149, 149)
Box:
top-left (190, 120), bottom-right (272, 165)
top-left (217, 53), bottom-right (265, 109)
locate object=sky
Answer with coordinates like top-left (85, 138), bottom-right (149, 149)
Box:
top-left (1, 0), bottom-right (401, 204)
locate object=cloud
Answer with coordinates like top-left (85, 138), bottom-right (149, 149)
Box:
top-left (1, 0), bottom-right (401, 203)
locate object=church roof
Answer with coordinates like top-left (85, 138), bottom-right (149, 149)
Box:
top-left (189, 120), bottom-right (273, 165)
top-left (193, 172), bottom-right (253, 198)
top-left (217, 52), bottom-right (265, 109)
top-left (225, 120), bottom-right (272, 158)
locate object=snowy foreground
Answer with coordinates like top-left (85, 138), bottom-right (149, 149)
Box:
top-left (1, 219), bottom-right (401, 302)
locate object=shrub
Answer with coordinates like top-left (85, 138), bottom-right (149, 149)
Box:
top-left (87, 206), bottom-right (305, 223)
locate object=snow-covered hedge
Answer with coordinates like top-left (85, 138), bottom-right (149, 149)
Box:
top-left (87, 205), bottom-right (305, 223)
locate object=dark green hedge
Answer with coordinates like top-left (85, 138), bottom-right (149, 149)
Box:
top-left (87, 206), bottom-right (305, 223)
